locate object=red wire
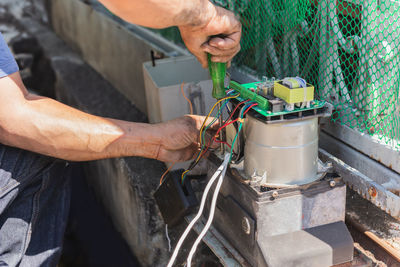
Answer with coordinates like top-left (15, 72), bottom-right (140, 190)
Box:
top-left (215, 140), bottom-right (231, 148)
top-left (224, 100), bottom-right (249, 124)
top-left (243, 103), bottom-right (258, 115)
top-left (197, 100), bottom-right (248, 159)
top-left (198, 102), bottom-right (258, 160)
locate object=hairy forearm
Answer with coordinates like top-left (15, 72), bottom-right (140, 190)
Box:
top-left (98, 0), bottom-right (215, 28)
top-left (0, 74), bottom-right (161, 161)
top-left (0, 96), bottom-right (161, 161)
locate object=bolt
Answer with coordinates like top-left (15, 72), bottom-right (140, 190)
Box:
top-left (242, 217), bottom-right (251, 235)
top-left (329, 180), bottom-right (336, 187)
top-left (272, 191), bottom-right (279, 198)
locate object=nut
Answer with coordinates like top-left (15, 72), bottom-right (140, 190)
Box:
top-left (272, 191), bottom-right (279, 198)
top-left (329, 180), bottom-right (336, 187)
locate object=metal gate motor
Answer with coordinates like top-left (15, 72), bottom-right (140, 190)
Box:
top-left (205, 80), bottom-right (354, 266)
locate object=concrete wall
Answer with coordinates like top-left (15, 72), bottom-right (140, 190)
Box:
top-left (48, 0), bottom-right (189, 113)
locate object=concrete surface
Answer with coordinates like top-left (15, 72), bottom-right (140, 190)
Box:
top-left (47, 0), bottom-right (189, 113)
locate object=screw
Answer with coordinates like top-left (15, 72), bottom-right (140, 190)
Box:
top-left (329, 180), bottom-right (336, 187)
top-left (242, 217), bottom-right (251, 235)
top-left (272, 191), bottom-right (279, 198)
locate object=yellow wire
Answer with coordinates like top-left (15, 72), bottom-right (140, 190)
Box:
top-left (181, 82), bottom-right (193, 115)
top-left (181, 170), bottom-right (189, 183)
top-left (181, 93), bottom-right (239, 183)
top-left (198, 94), bottom-right (239, 146)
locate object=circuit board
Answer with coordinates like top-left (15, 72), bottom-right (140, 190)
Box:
top-left (228, 81), bottom-right (327, 123)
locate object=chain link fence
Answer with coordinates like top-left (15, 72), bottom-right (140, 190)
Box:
top-left (154, 0), bottom-right (400, 149)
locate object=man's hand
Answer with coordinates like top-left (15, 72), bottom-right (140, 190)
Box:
top-left (153, 115), bottom-right (219, 162)
top-left (179, 5), bottom-right (241, 68)
top-left (98, 0), bottom-right (241, 68)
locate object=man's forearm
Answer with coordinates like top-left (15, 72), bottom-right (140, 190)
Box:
top-left (0, 73), bottom-right (161, 161)
top-left (98, 0), bottom-right (215, 29)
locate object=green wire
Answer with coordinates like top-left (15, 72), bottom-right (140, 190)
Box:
top-left (229, 103), bottom-right (250, 161)
top-left (200, 100), bottom-right (229, 150)
top-left (182, 100), bottom-right (229, 184)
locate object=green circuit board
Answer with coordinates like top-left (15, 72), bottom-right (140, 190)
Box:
top-left (228, 81), bottom-right (326, 119)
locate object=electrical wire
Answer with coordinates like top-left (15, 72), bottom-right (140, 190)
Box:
top-left (181, 101), bottom-right (228, 184)
top-left (165, 224), bottom-right (172, 252)
top-left (223, 99), bottom-right (250, 125)
top-left (192, 100), bottom-right (254, 168)
top-left (159, 163), bottom-right (176, 185)
top-left (199, 99), bottom-right (249, 159)
top-left (181, 82), bottom-right (193, 115)
top-left (169, 99), bottom-right (259, 267)
top-left (199, 102), bottom-right (257, 161)
top-left (198, 94), bottom-right (239, 146)
top-left (159, 82), bottom-right (194, 186)
top-left (181, 95), bottom-right (239, 184)
top-left (215, 140), bottom-right (231, 148)
top-left (167, 154), bottom-right (231, 267)
top-left (186, 105), bottom-right (252, 266)
top-left (186, 154), bottom-right (230, 267)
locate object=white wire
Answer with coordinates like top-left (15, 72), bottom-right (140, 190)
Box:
top-left (166, 154), bottom-right (230, 267)
top-left (165, 224), bottom-right (171, 252)
top-left (186, 154), bottom-right (230, 267)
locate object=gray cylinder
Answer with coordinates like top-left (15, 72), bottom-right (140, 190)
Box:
top-left (244, 115), bottom-right (318, 185)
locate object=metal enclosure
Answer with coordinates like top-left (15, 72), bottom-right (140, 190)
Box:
top-left (206, 155), bottom-right (354, 267)
top-left (244, 115), bottom-right (319, 185)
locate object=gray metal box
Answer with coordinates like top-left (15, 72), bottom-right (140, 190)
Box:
top-left (206, 155), bottom-right (354, 266)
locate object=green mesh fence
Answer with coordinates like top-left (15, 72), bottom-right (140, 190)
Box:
top-left (155, 0), bottom-right (400, 149)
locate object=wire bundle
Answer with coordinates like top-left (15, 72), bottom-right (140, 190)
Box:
top-left (167, 95), bottom-right (258, 267)
top-left (180, 92), bottom-right (239, 184)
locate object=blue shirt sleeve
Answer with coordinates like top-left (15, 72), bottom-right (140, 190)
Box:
top-left (0, 33), bottom-right (19, 78)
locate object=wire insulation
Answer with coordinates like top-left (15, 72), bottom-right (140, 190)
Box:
top-left (159, 163), bottom-right (176, 185)
top-left (167, 155), bottom-right (230, 267)
top-left (181, 82), bottom-right (193, 115)
top-left (186, 154), bottom-right (230, 267)
top-left (169, 97), bottom-right (258, 266)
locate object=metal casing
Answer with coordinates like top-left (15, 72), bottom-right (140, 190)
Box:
top-left (205, 155), bottom-right (353, 267)
top-left (244, 115), bottom-right (318, 185)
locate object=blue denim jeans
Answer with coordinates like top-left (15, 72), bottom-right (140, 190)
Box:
top-left (0, 145), bottom-right (70, 266)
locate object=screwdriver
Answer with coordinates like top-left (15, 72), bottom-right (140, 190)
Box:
top-left (208, 53), bottom-right (227, 99)
top-left (207, 53), bottom-right (227, 154)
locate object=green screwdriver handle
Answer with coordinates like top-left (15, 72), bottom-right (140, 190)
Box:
top-left (207, 53), bottom-right (227, 99)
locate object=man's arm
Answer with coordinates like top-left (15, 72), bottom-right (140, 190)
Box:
top-left (0, 72), bottom-right (215, 162)
top-left (98, 0), bottom-right (213, 29)
top-left (98, 0), bottom-right (241, 67)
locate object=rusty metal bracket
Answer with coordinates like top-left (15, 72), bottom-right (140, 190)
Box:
top-left (319, 148), bottom-right (400, 219)
top-left (321, 121), bottom-right (400, 174)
